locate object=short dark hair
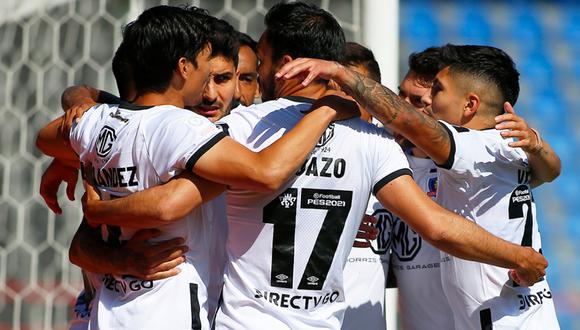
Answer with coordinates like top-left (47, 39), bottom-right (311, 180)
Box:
top-left (121, 5), bottom-right (210, 95)
top-left (207, 17), bottom-right (239, 67)
top-left (408, 46), bottom-right (449, 84)
top-left (342, 42), bottom-right (381, 83)
top-left (111, 41), bottom-right (133, 100)
top-left (444, 45), bottom-right (520, 106)
top-left (264, 2), bottom-right (345, 62)
top-left (238, 32), bottom-right (257, 53)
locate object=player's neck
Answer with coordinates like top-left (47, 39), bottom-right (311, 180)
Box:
top-left (463, 114), bottom-right (495, 131)
top-left (132, 89), bottom-right (185, 108)
top-left (276, 79), bottom-right (327, 100)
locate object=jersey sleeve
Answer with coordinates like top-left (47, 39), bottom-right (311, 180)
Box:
top-left (69, 105), bottom-right (104, 156)
top-left (371, 131), bottom-right (412, 195)
top-left (216, 105), bottom-right (255, 143)
top-left (145, 112), bottom-right (227, 175)
top-left (436, 120), bottom-right (528, 175)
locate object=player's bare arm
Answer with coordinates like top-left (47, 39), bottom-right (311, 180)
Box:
top-left (193, 96), bottom-right (358, 191)
top-left (82, 172), bottom-right (225, 228)
top-left (69, 220), bottom-right (187, 281)
top-left (375, 174), bottom-right (548, 286)
top-left (61, 85), bottom-right (122, 110)
top-left (276, 58), bottom-right (452, 165)
top-left (40, 158), bottom-right (78, 214)
top-left (495, 102), bottom-right (561, 187)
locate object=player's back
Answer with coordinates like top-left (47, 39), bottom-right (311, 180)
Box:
top-left (436, 121), bottom-right (558, 329)
top-left (71, 103), bottom-right (225, 329)
top-left (214, 97), bottom-right (409, 329)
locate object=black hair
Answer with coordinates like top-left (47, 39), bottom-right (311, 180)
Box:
top-left (206, 17), bottom-right (239, 67)
top-left (121, 5), bottom-right (210, 95)
top-left (238, 32), bottom-right (257, 53)
top-left (443, 45), bottom-right (520, 106)
top-left (408, 46), bottom-right (449, 84)
top-left (342, 42), bottom-right (381, 83)
top-left (264, 2), bottom-right (345, 62)
top-left (111, 41), bottom-right (133, 100)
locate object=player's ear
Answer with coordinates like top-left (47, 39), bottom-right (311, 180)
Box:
top-left (176, 57), bottom-right (190, 79)
top-left (464, 92), bottom-right (480, 119)
top-left (280, 54), bottom-right (293, 66)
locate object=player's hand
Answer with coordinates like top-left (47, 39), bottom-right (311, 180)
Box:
top-left (510, 247), bottom-right (547, 286)
top-left (40, 158), bottom-right (79, 214)
top-left (275, 58), bottom-right (343, 87)
top-left (81, 180), bottom-right (102, 227)
top-left (311, 92), bottom-right (360, 121)
top-left (353, 215), bottom-right (379, 248)
top-left (117, 229), bottom-right (189, 281)
top-left (59, 101), bottom-right (97, 145)
top-left (495, 102), bottom-right (542, 153)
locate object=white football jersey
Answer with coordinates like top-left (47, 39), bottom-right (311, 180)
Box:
top-left (70, 103), bottom-right (226, 330)
top-left (436, 121), bottom-right (559, 330)
top-left (207, 194), bottom-right (228, 320)
top-left (341, 195), bottom-right (391, 330)
top-left (389, 154), bottom-right (454, 330)
top-left (214, 97), bottom-right (410, 329)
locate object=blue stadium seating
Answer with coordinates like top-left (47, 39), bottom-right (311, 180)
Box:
top-left (401, 1), bottom-right (580, 327)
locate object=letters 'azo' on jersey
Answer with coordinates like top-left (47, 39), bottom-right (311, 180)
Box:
top-left (70, 103), bottom-right (226, 330)
top-left (214, 97), bottom-right (410, 329)
top-left (436, 121), bottom-right (559, 330)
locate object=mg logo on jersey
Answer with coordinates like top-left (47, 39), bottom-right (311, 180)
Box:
top-left (279, 193), bottom-right (297, 209)
top-left (275, 274), bottom-right (289, 283)
top-left (96, 126), bottom-right (117, 158)
top-left (392, 219), bottom-right (422, 261)
top-left (316, 123), bottom-right (334, 147)
top-left (306, 276), bottom-right (319, 286)
top-left (369, 208), bottom-right (396, 255)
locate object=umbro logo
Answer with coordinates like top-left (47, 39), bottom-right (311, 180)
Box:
top-left (306, 276), bottom-right (319, 285)
top-left (279, 193), bottom-right (296, 209)
top-left (275, 274), bottom-right (288, 283)
top-left (96, 126), bottom-right (116, 158)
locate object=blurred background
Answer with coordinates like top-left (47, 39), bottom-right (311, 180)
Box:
top-left (0, 0), bottom-right (578, 329)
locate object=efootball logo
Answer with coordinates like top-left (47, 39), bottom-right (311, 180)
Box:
top-left (96, 126), bottom-right (116, 158)
top-left (316, 123), bottom-right (334, 147)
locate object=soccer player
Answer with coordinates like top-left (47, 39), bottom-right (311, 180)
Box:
top-left (276, 45), bottom-right (560, 329)
top-left (233, 32), bottom-right (260, 107)
top-left (339, 42), bottom-right (389, 330)
top-left (191, 17), bottom-right (239, 121)
top-left (36, 5), bottom-right (353, 329)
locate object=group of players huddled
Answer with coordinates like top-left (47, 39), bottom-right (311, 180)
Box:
top-left (35, 2), bottom-right (561, 329)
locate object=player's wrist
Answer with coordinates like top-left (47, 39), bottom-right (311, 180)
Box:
top-left (527, 128), bottom-right (544, 154)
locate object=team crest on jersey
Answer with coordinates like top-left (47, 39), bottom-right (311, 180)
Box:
top-left (96, 126), bottom-right (117, 158)
top-left (279, 193), bottom-right (297, 208)
top-left (427, 176), bottom-right (438, 198)
top-left (316, 123), bottom-right (334, 147)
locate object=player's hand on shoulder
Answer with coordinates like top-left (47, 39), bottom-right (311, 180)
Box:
top-left (40, 158), bottom-right (78, 214)
top-left (276, 58), bottom-right (342, 86)
top-left (510, 246), bottom-right (548, 286)
top-left (495, 102), bottom-right (543, 154)
top-left (60, 101), bottom-right (98, 146)
top-left (312, 91), bottom-right (360, 121)
top-left (119, 229), bottom-right (188, 281)
top-left (353, 214), bottom-right (379, 248)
